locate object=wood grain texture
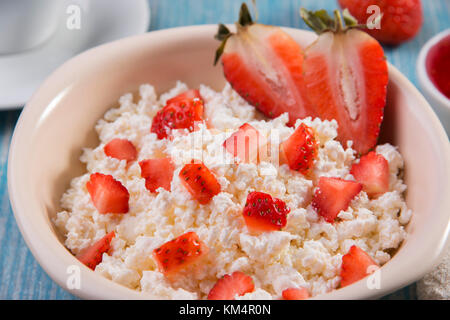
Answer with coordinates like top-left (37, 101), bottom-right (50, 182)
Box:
top-left (1, 0), bottom-right (449, 300)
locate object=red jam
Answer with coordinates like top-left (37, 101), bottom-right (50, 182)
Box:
top-left (426, 34), bottom-right (450, 99)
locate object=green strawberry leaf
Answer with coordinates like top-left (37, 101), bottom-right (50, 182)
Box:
top-left (238, 3), bottom-right (253, 26)
top-left (300, 8), bottom-right (365, 34)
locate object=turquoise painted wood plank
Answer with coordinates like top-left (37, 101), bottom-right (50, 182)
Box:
top-left (1, 0), bottom-right (449, 299)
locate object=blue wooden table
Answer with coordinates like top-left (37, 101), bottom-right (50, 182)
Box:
top-left (1, 0), bottom-right (448, 300)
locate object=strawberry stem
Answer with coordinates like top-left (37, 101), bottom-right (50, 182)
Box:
top-left (300, 8), bottom-right (363, 34)
top-left (342, 8), bottom-right (360, 28)
top-left (334, 10), bottom-right (344, 32)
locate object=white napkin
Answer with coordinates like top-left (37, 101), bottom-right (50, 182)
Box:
top-left (417, 248), bottom-right (450, 300)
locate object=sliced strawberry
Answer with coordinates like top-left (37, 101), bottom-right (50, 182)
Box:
top-left (207, 271), bottom-right (255, 300)
top-left (151, 89), bottom-right (204, 139)
top-left (282, 287), bottom-right (310, 300)
top-left (153, 232), bottom-right (208, 276)
top-left (223, 123), bottom-right (267, 163)
top-left (86, 173), bottom-right (129, 214)
top-left (280, 123), bottom-right (318, 173)
top-left (215, 4), bottom-right (309, 126)
top-left (312, 177), bottom-right (362, 223)
top-left (350, 151), bottom-right (389, 198)
top-left (242, 191), bottom-right (290, 232)
top-left (340, 245), bottom-right (379, 287)
top-left (179, 161), bottom-right (221, 204)
top-left (76, 231), bottom-right (115, 270)
top-left (300, 9), bottom-right (388, 155)
top-left (104, 138), bottom-right (137, 162)
top-left (338, 0), bottom-right (423, 45)
top-left (139, 158), bottom-right (175, 192)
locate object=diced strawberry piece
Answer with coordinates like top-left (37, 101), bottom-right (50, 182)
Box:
top-left (223, 123), bottom-right (267, 163)
top-left (104, 138), bottom-right (137, 162)
top-left (139, 158), bottom-right (175, 192)
top-left (350, 151), bottom-right (389, 198)
top-left (86, 173), bottom-right (129, 214)
top-left (280, 123), bottom-right (318, 173)
top-left (207, 271), bottom-right (255, 300)
top-left (300, 9), bottom-right (388, 155)
top-left (153, 232), bottom-right (208, 276)
top-left (312, 177), bottom-right (362, 223)
top-left (76, 231), bottom-right (115, 270)
top-left (282, 287), bottom-right (310, 300)
top-left (340, 245), bottom-right (379, 287)
top-left (179, 161), bottom-right (221, 204)
top-left (242, 191), bottom-right (290, 232)
top-left (151, 89), bottom-right (204, 139)
top-left (215, 4), bottom-right (309, 126)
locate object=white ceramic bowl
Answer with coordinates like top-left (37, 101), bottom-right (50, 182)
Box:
top-left (417, 28), bottom-right (450, 135)
top-left (8, 26), bottom-right (450, 300)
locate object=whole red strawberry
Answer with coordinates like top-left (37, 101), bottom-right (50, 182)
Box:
top-left (338, 0), bottom-right (423, 45)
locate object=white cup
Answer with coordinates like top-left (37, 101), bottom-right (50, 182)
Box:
top-left (0, 0), bottom-right (63, 55)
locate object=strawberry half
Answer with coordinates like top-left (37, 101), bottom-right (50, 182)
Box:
top-left (151, 89), bottom-right (204, 139)
top-left (312, 177), bottom-right (362, 223)
top-left (153, 232), bottom-right (208, 276)
top-left (104, 138), bottom-right (137, 162)
top-left (139, 158), bottom-right (175, 193)
top-left (86, 173), bottom-right (129, 214)
top-left (207, 271), bottom-right (255, 300)
top-left (340, 245), bottom-right (379, 287)
top-left (350, 151), bottom-right (389, 198)
top-left (76, 231), bottom-right (115, 270)
top-left (179, 161), bottom-right (221, 204)
top-left (214, 3), bottom-right (309, 125)
top-left (243, 191), bottom-right (290, 232)
top-left (282, 287), bottom-right (310, 300)
top-left (280, 123), bottom-right (318, 174)
top-left (300, 9), bottom-right (388, 154)
top-left (223, 123), bottom-right (267, 163)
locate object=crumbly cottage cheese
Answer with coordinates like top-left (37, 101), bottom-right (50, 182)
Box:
top-left (54, 82), bottom-right (412, 299)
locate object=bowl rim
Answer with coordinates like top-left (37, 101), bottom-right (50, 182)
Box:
top-left (7, 24), bottom-right (450, 300)
top-left (417, 28), bottom-right (450, 110)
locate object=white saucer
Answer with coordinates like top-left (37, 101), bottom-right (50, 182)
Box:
top-left (0, 0), bottom-right (150, 110)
